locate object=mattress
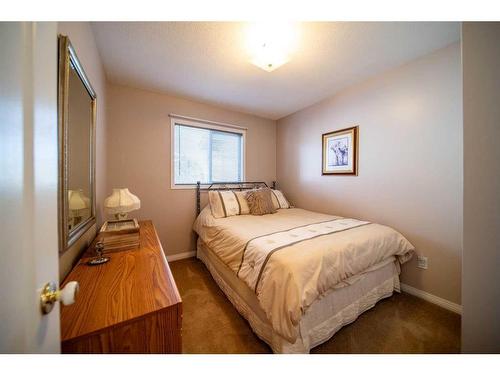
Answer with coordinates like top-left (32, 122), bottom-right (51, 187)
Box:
top-left (197, 239), bottom-right (401, 353)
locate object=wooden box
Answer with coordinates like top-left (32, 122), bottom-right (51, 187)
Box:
top-left (99, 218), bottom-right (140, 252)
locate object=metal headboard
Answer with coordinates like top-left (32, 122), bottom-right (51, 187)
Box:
top-left (196, 181), bottom-right (276, 215)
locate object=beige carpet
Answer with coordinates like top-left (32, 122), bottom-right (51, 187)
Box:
top-left (170, 257), bottom-right (460, 354)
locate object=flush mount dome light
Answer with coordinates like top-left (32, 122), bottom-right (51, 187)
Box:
top-left (245, 22), bottom-right (299, 72)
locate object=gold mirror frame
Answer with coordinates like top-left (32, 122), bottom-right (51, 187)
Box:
top-left (58, 35), bottom-right (97, 253)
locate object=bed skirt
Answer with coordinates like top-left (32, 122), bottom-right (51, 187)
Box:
top-left (197, 239), bottom-right (401, 353)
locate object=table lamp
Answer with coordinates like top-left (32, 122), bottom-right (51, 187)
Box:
top-left (104, 188), bottom-right (141, 220)
top-left (68, 189), bottom-right (90, 228)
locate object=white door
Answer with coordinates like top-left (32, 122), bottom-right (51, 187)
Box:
top-left (0, 22), bottom-right (60, 353)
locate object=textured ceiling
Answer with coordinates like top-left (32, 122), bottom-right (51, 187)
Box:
top-left (92, 22), bottom-right (460, 120)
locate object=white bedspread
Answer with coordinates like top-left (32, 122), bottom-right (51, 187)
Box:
top-left (194, 207), bottom-right (414, 343)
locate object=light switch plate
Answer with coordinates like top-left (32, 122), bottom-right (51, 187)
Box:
top-left (417, 255), bottom-right (428, 269)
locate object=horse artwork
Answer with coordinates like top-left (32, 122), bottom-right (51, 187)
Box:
top-left (322, 126), bottom-right (358, 175)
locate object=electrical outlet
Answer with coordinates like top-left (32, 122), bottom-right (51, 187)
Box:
top-left (417, 256), bottom-right (428, 269)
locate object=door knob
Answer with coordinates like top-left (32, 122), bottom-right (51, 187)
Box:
top-left (40, 281), bottom-right (79, 314)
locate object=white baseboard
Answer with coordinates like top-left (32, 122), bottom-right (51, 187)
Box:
top-left (167, 250), bottom-right (196, 262)
top-left (400, 283), bottom-right (462, 315)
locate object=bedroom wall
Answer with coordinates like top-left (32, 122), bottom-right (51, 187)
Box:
top-left (105, 83), bottom-right (276, 257)
top-left (276, 43), bottom-right (462, 304)
top-left (462, 22), bottom-right (500, 353)
top-left (58, 22), bottom-right (108, 280)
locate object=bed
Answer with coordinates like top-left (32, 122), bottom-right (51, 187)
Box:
top-left (193, 182), bottom-right (415, 353)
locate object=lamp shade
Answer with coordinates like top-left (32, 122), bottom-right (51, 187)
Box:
top-left (104, 188), bottom-right (141, 215)
top-left (68, 189), bottom-right (90, 211)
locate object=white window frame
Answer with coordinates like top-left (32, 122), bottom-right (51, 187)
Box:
top-left (170, 115), bottom-right (246, 190)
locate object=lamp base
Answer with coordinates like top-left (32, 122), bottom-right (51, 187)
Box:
top-left (114, 212), bottom-right (129, 220)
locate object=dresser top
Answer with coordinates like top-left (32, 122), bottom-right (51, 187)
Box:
top-left (60, 220), bottom-right (182, 342)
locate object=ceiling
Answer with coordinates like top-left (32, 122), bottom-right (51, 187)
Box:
top-left (92, 22), bottom-right (460, 120)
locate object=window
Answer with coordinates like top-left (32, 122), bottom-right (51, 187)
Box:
top-left (171, 117), bottom-right (245, 187)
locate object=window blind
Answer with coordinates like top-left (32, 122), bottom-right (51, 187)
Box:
top-left (173, 123), bottom-right (243, 185)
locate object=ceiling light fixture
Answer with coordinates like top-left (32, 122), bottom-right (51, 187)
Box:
top-left (245, 22), bottom-right (299, 72)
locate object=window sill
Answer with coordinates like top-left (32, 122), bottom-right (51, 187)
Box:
top-left (170, 182), bottom-right (246, 190)
top-left (170, 184), bottom-right (202, 190)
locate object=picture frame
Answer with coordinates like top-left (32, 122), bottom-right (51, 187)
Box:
top-left (100, 218), bottom-right (139, 234)
top-left (322, 126), bottom-right (358, 175)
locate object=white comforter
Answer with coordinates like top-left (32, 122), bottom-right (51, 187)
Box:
top-left (193, 207), bottom-right (414, 343)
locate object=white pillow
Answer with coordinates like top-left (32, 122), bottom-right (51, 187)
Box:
top-left (208, 190), bottom-right (250, 218)
top-left (270, 189), bottom-right (291, 209)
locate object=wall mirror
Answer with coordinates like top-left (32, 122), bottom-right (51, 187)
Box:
top-left (58, 35), bottom-right (96, 253)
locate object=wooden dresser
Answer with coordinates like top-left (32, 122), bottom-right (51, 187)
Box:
top-left (60, 220), bottom-right (182, 353)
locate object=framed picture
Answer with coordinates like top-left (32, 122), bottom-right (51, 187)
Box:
top-left (322, 126), bottom-right (358, 175)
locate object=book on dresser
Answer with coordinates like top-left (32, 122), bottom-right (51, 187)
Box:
top-left (60, 220), bottom-right (182, 353)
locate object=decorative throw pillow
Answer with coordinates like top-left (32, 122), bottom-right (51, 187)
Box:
top-left (234, 191), bottom-right (250, 215)
top-left (246, 188), bottom-right (277, 216)
top-left (208, 190), bottom-right (250, 218)
top-left (270, 189), bottom-right (291, 209)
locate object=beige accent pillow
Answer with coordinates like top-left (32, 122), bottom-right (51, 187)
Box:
top-left (234, 191), bottom-right (250, 215)
top-left (208, 190), bottom-right (250, 218)
top-left (270, 189), bottom-right (291, 209)
top-left (246, 188), bottom-right (277, 216)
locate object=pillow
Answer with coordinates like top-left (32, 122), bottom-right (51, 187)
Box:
top-left (246, 188), bottom-right (277, 216)
top-left (234, 191), bottom-right (250, 214)
top-left (208, 190), bottom-right (250, 218)
top-left (270, 189), bottom-right (291, 209)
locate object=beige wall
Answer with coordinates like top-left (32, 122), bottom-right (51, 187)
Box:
top-left (58, 22), bottom-right (108, 279)
top-left (462, 23), bottom-right (500, 353)
top-left (106, 83), bottom-right (276, 256)
top-left (277, 43), bottom-right (462, 304)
